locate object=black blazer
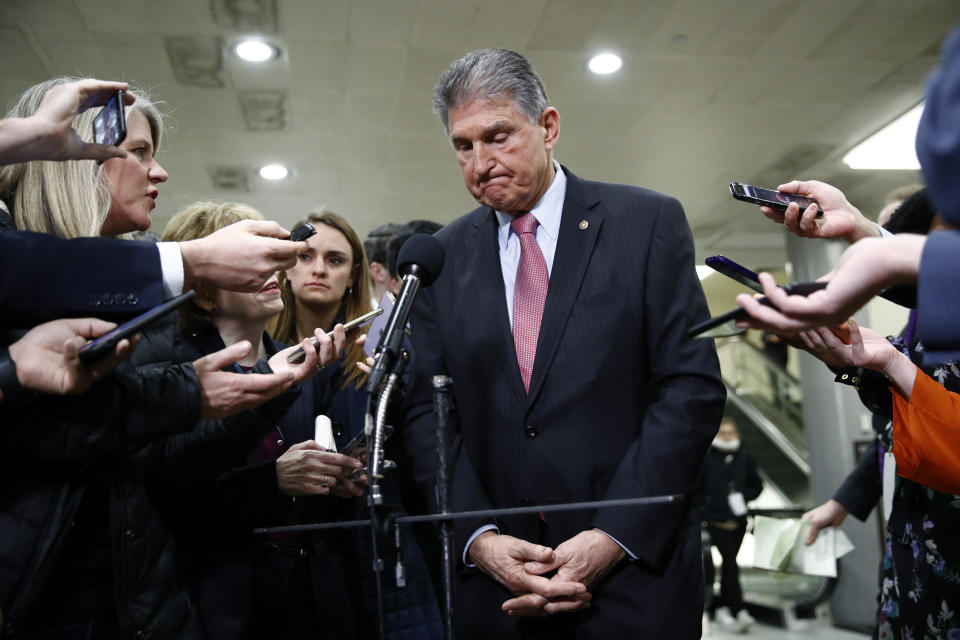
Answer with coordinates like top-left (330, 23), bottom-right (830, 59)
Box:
top-left (405, 168), bottom-right (725, 637)
top-left (0, 229), bottom-right (164, 325)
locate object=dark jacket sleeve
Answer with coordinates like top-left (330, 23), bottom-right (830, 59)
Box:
top-left (832, 440), bottom-right (881, 521)
top-left (0, 231), bottom-right (164, 325)
top-left (917, 230), bottom-right (960, 362)
top-left (150, 355), bottom-right (301, 484)
top-left (590, 195), bottom-right (726, 569)
top-left (404, 283), bottom-right (497, 559)
top-left (742, 454), bottom-right (763, 503)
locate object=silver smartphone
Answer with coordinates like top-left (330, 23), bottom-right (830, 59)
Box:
top-left (286, 307), bottom-right (384, 363)
top-left (363, 292), bottom-right (395, 358)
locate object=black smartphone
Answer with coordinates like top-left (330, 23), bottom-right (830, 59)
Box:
top-left (688, 282), bottom-right (828, 339)
top-left (705, 255), bottom-right (763, 293)
top-left (78, 291), bottom-right (196, 363)
top-left (92, 90), bottom-right (126, 147)
top-left (290, 221), bottom-right (317, 243)
top-left (341, 425), bottom-right (396, 479)
top-left (729, 182), bottom-right (821, 217)
top-left (340, 425), bottom-right (395, 460)
top-left (286, 307), bottom-right (385, 363)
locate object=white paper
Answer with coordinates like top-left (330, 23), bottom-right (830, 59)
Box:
top-left (728, 492), bottom-right (748, 517)
top-left (752, 515), bottom-right (856, 578)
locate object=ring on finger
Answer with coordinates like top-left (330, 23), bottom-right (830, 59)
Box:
top-left (320, 475), bottom-right (328, 488)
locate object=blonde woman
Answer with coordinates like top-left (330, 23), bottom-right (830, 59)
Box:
top-left (0, 76), bottom-right (166, 239)
top-left (158, 201), bottom-right (358, 640)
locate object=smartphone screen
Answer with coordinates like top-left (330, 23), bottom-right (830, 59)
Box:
top-left (363, 292), bottom-right (395, 358)
top-left (92, 91), bottom-right (126, 147)
top-left (78, 291), bottom-right (195, 363)
top-left (286, 306), bottom-right (385, 363)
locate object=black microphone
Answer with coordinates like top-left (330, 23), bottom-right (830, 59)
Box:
top-left (366, 234), bottom-right (445, 393)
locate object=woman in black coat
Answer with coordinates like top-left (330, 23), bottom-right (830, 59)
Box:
top-left (698, 418), bottom-right (763, 632)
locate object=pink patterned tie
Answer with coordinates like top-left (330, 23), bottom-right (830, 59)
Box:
top-left (511, 212), bottom-right (548, 393)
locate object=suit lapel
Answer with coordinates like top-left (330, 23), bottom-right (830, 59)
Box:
top-left (526, 171), bottom-right (603, 405)
top-left (465, 209), bottom-right (529, 404)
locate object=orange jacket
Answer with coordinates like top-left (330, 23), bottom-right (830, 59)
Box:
top-left (891, 368), bottom-right (960, 495)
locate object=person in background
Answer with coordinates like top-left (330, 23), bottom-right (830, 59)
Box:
top-left (697, 418), bottom-right (762, 633)
top-left (363, 221), bottom-right (404, 304)
top-left (385, 219), bottom-right (444, 292)
top-left (876, 184), bottom-right (924, 228)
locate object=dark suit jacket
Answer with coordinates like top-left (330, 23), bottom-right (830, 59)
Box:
top-left (0, 229), bottom-right (164, 325)
top-left (405, 168), bottom-right (725, 638)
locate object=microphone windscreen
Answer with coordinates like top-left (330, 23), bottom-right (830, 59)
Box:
top-left (397, 234), bottom-right (445, 286)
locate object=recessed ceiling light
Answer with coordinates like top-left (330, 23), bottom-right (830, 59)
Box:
top-left (588, 53), bottom-right (622, 75)
top-left (234, 39), bottom-right (276, 63)
top-left (259, 163), bottom-right (288, 180)
top-left (843, 103), bottom-right (924, 170)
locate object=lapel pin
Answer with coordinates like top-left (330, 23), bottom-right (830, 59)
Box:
top-left (578, 220), bottom-right (589, 230)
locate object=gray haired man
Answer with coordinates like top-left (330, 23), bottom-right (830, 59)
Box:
top-left (404, 49), bottom-right (724, 637)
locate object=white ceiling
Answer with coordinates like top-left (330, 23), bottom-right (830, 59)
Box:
top-left (2, 0), bottom-right (957, 271)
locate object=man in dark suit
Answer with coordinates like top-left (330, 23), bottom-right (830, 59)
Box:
top-left (405, 49), bottom-right (725, 637)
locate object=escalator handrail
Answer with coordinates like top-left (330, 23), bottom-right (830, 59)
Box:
top-left (724, 383), bottom-right (812, 476)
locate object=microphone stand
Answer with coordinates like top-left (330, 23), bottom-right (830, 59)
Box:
top-left (365, 347), bottom-right (409, 640)
top-left (431, 375), bottom-right (456, 640)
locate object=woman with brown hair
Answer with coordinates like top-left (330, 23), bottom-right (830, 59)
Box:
top-left (269, 208), bottom-right (443, 639)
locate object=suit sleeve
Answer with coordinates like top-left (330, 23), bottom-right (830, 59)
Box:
top-left (0, 231), bottom-right (164, 325)
top-left (917, 230), bottom-right (960, 363)
top-left (832, 440), bottom-right (881, 521)
top-left (592, 195), bottom-right (726, 570)
top-left (405, 282), bottom-right (499, 561)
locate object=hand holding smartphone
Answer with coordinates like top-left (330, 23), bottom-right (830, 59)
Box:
top-left (289, 222), bottom-right (317, 243)
top-left (730, 182), bottom-right (821, 217)
top-left (92, 90), bottom-right (126, 147)
top-left (688, 282), bottom-right (827, 339)
top-left (286, 307), bottom-right (384, 364)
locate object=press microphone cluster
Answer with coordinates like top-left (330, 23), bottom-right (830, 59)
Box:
top-left (366, 234), bottom-right (445, 393)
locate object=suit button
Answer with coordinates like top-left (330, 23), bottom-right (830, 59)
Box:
top-left (524, 425), bottom-right (538, 439)
top-left (89, 295), bottom-right (100, 306)
top-left (520, 497), bottom-right (532, 506)
top-left (125, 529), bottom-right (136, 538)
top-left (126, 293), bottom-right (139, 305)
top-left (99, 293), bottom-right (112, 306)
top-left (112, 293), bottom-right (125, 305)
top-left (333, 421), bottom-right (344, 438)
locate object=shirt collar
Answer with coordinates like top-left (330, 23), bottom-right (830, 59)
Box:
top-left (496, 160), bottom-right (566, 246)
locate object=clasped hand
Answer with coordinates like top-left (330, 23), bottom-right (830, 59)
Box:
top-left (470, 529), bottom-right (625, 617)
